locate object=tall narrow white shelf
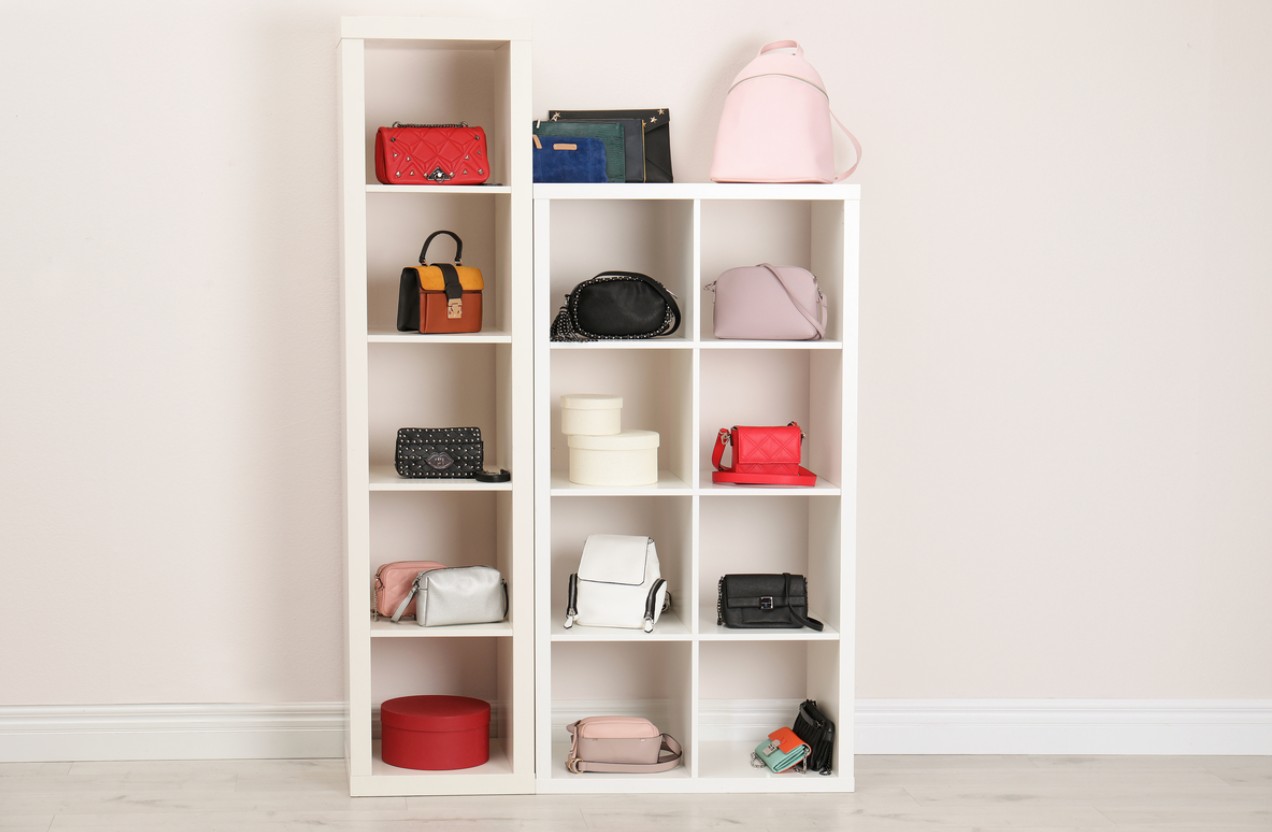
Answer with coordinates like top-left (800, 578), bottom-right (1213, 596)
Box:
top-left (534, 183), bottom-right (860, 793)
top-left (338, 17), bottom-right (534, 796)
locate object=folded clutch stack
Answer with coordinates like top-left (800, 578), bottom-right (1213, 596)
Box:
top-left (560, 394), bottom-right (659, 486)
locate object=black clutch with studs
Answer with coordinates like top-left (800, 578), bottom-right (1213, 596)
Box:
top-left (394, 427), bottom-right (483, 479)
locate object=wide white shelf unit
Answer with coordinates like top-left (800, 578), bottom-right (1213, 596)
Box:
top-left (533, 183), bottom-right (859, 793)
top-left (338, 17), bottom-right (534, 796)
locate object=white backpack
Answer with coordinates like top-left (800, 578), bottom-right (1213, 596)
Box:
top-left (710, 40), bottom-right (862, 183)
top-left (565, 534), bottom-right (669, 633)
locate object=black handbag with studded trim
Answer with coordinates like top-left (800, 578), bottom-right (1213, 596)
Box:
top-left (394, 428), bottom-right (484, 479)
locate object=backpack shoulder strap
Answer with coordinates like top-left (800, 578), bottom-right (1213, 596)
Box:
top-left (831, 111), bottom-right (863, 181)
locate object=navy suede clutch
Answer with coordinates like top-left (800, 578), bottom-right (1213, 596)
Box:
top-left (533, 137), bottom-right (606, 183)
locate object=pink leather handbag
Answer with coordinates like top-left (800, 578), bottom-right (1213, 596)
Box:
top-left (710, 40), bottom-right (861, 183)
top-left (565, 716), bottom-right (683, 773)
top-left (373, 560), bottom-right (446, 620)
top-left (706, 264), bottom-right (827, 340)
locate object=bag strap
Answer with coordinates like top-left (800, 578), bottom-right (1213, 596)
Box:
top-left (830, 112), bottom-right (863, 181)
top-left (419, 230), bottom-right (463, 265)
top-left (565, 727), bottom-right (683, 774)
top-left (564, 573), bottom-right (579, 628)
top-left (389, 574), bottom-right (425, 623)
top-left (757, 264), bottom-right (826, 339)
top-left (435, 265), bottom-right (465, 320)
top-left (783, 573), bottom-right (824, 631)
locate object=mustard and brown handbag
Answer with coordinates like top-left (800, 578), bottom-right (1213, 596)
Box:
top-left (396, 230), bottom-right (484, 334)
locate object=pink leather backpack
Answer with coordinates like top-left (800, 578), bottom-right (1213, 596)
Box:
top-left (710, 40), bottom-right (862, 183)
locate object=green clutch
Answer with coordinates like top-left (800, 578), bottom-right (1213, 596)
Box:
top-left (533, 121), bottom-right (625, 183)
top-left (751, 727), bottom-right (811, 774)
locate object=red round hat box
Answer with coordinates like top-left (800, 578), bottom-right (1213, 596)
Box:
top-left (380, 695), bottom-right (490, 770)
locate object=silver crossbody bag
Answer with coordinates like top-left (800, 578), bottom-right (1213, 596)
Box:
top-left (390, 566), bottom-right (507, 626)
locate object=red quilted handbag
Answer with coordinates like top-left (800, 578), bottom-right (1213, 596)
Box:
top-left (711, 422), bottom-right (816, 486)
top-left (374, 123), bottom-right (491, 185)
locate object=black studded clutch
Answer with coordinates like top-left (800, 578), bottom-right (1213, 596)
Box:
top-left (394, 427), bottom-right (484, 479)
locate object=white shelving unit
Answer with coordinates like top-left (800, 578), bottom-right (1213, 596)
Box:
top-left (533, 182), bottom-right (860, 793)
top-left (338, 17), bottom-right (534, 796)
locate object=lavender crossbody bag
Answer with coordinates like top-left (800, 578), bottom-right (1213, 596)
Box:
top-left (705, 263), bottom-right (827, 340)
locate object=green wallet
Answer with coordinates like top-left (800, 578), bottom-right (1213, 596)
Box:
top-left (752, 727), bottom-right (811, 774)
top-left (533, 121), bottom-right (625, 183)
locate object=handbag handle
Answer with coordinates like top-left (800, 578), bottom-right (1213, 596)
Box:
top-left (419, 230), bottom-right (463, 265)
top-left (759, 40), bottom-right (803, 57)
top-left (757, 264), bottom-right (827, 340)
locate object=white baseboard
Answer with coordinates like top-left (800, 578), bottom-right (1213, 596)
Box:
top-left (855, 699), bottom-right (1272, 755)
top-left (0, 703), bottom-right (346, 763)
top-left (3, 699), bottom-right (1270, 762)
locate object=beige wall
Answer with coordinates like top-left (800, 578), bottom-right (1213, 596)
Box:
top-left (1, 0), bottom-right (1269, 705)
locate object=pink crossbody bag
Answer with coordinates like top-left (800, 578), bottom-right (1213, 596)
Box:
top-left (372, 560), bottom-right (446, 620)
top-left (565, 716), bottom-right (683, 774)
top-left (706, 263), bottom-right (827, 341)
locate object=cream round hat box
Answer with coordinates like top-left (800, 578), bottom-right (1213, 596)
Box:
top-left (560, 393), bottom-right (623, 436)
top-left (567, 429), bottom-right (660, 486)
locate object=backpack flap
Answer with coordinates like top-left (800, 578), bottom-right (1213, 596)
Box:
top-left (577, 534), bottom-right (654, 585)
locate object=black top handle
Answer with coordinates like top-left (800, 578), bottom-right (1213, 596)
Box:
top-left (419, 230), bottom-right (463, 265)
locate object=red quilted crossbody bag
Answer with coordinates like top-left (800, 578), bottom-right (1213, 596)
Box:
top-left (374, 123), bottom-right (491, 185)
top-left (711, 422), bottom-right (817, 486)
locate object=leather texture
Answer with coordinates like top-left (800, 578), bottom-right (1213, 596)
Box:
top-left (533, 122), bottom-right (624, 182)
top-left (394, 427), bottom-right (484, 479)
top-left (396, 230), bottom-right (484, 334)
top-left (374, 125), bottom-right (491, 185)
top-left (373, 560), bottom-right (447, 619)
top-left (754, 727), bottom-right (811, 773)
top-left (550, 272), bottom-right (681, 341)
top-left (549, 109), bottom-right (673, 182)
top-left (565, 534), bottom-right (668, 631)
top-left (420, 289), bottom-right (483, 334)
top-left (409, 566), bottom-right (507, 627)
top-left (565, 717), bottom-right (683, 773)
top-left (710, 41), bottom-right (861, 183)
top-left (792, 699), bottom-right (835, 774)
top-left (711, 423), bottom-right (817, 486)
top-left (708, 264), bottom-right (827, 340)
top-left (717, 573), bottom-right (824, 630)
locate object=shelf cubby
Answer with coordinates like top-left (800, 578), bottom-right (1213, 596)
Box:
top-left (366, 192), bottom-right (515, 335)
top-left (549, 348), bottom-right (694, 486)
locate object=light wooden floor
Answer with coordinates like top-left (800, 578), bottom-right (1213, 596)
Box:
top-left (1, 755), bottom-right (1270, 831)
